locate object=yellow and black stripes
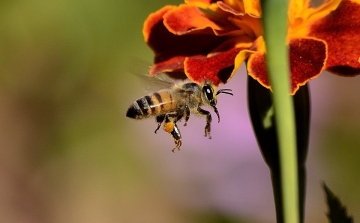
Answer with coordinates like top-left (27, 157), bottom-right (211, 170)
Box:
top-left (126, 90), bottom-right (177, 119)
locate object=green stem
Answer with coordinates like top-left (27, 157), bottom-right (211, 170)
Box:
top-left (261, 0), bottom-right (299, 223)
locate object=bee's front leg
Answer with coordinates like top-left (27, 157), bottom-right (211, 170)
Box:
top-left (197, 107), bottom-right (212, 139)
top-left (163, 115), bottom-right (182, 152)
top-left (183, 105), bottom-right (190, 126)
top-left (154, 114), bottom-right (165, 133)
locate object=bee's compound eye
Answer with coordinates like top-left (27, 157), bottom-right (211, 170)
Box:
top-left (203, 85), bottom-right (214, 101)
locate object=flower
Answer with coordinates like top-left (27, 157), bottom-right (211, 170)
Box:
top-left (143, 0), bottom-right (360, 94)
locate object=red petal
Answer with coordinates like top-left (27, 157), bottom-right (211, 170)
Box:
top-left (309, 0), bottom-right (360, 76)
top-left (184, 48), bottom-right (242, 85)
top-left (143, 6), bottom-right (228, 75)
top-left (248, 38), bottom-right (326, 94)
top-left (247, 52), bottom-right (269, 89)
top-left (289, 38), bottom-right (327, 92)
top-left (150, 56), bottom-right (185, 75)
top-left (143, 6), bottom-right (175, 42)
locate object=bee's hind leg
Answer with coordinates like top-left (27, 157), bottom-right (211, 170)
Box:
top-left (197, 107), bottom-right (212, 139)
top-left (163, 115), bottom-right (182, 152)
top-left (170, 123), bottom-right (182, 152)
top-left (154, 114), bottom-right (165, 133)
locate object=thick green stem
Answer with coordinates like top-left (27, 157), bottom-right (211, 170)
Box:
top-left (261, 0), bottom-right (299, 223)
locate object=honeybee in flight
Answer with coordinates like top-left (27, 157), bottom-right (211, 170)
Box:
top-left (126, 77), bottom-right (233, 152)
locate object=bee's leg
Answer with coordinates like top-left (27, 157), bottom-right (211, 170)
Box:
top-left (197, 107), bottom-right (212, 139)
top-left (163, 115), bottom-right (182, 152)
top-left (170, 123), bottom-right (182, 152)
top-left (166, 109), bottom-right (184, 123)
top-left (176, 112), bottom-right (184, 123)
top-left (183, 105), bottom-right (190, 126)
top-left (154, 114), bottom-right (165, 133)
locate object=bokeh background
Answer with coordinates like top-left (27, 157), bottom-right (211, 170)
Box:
top-left (1, 0), bottom-right (359, 222)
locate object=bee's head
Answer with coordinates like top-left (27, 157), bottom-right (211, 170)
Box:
top-left (201, 81), bottom-right (233, 123)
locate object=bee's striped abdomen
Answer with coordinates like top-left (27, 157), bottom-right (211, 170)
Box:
top-left (126, 90), bottom-right (177, 119)
top-left (155, 90), bottom-right (177, 112)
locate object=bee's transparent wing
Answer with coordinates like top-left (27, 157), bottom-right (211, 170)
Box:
top-left (129, 59), bottom-right (184, 93)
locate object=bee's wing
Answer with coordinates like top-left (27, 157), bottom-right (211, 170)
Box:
top-left (129, 59), bottom-right (184, 93)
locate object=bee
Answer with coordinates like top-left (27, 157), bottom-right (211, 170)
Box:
top-left (126, 79), bottom-right (233, 152)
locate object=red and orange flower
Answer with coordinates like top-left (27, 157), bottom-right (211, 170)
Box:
top-left (143, 0), bottom-right (360, 94)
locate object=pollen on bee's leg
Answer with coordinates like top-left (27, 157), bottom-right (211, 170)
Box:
top-left (163, 121), bottom-right (175, 133)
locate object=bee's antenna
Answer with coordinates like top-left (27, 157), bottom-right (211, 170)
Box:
top-left (213, 89), bottom-right (232, 122)
top-left (216, 89), bottom-right (233, 96)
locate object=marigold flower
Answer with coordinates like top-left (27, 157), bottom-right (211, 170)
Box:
top-left (143, 0), bottom-right (360, 94)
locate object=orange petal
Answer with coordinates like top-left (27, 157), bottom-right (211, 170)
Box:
top-left (288, 0), bottom-right (310, 19)
top-left (243, 0), bottom-right (261, 17)
top-left (217, 1), bottom-right (245, 15)
top-left (185, 0), bottom-right (217, 8)
top-left (163, 4), bottom-right (222, 35)
top-left (248, 38), bottom-right (327, 94)
top-left (309, 0), bottom-right (360, 76)
top-left (184, 48), bottom-right (242, 85)
top-left (288, 0), bottom-right (341, 40)
top-left (216, 0), bottom-right (261, 17)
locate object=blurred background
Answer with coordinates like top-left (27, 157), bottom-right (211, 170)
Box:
top-left (0, 0), bottom-right (359, 222)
